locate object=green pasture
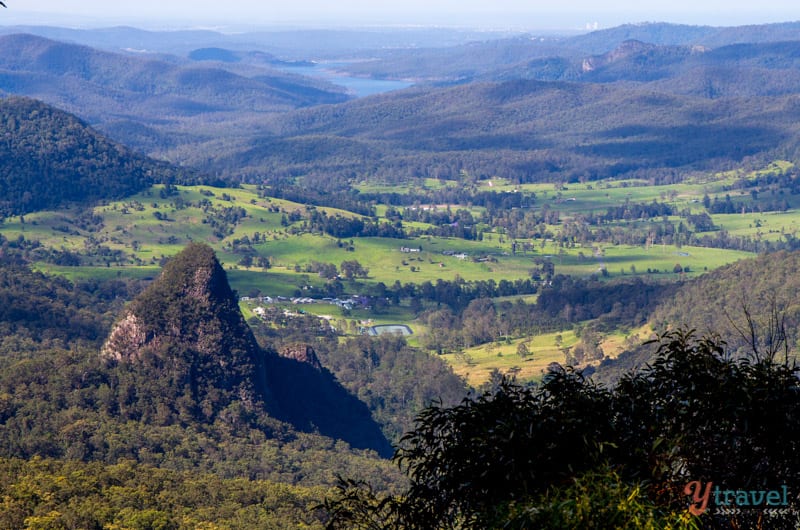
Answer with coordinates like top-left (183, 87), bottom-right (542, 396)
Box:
top-left (710, 211), bottom-right (800, 241)
top-left (442, 330), bottom-right (579, 386)
top-left (1, 212), bottom-right (89, 252)
top-left (6, 176), bottom-right (784, 387)
top-left (0, 176), bottom-right (776, 303)
top-left (590, 244), bottom-right (752, 277)
top-left (1, 185), bottom-right (361, 263)
top-left (440, 323), bottom-right (654, 387)
top-left (355, 177), bottom-right (459, 194)
top-left (34, 264), bottom-right (162, 282)
top-left (505, 161), bottom-right (797, 219)
top-left (517, 181), bottom-right (705, 217)
top-left (510, 240), bottom-right (752, 279)
top-left (225, 269), bottom-right (325, 297)
top-left (257, 233), bottom-right (536, 284)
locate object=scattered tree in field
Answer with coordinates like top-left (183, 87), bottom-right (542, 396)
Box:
top-left (340, 259), bottom-right (369, 280)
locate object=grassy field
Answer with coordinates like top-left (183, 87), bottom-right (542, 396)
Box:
top-left (484, 161), bottom-right (800, 220)
top-left (442, 331), bottom-right (579, 386)
top-left (442, 323), bottom-right (654, 386)
top-left (5, 168), bottom-right (790, 386)
top-left (710, 210), bottom-right (800, 241)
top-left (4, 180), bottom-right (770, 312)
top-left (3, 176), bottom-right (770, 286)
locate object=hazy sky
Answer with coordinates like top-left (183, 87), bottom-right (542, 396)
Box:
top-left (2, 0), bottom-right (799, 30)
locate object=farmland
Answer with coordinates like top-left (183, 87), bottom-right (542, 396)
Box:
top-left (3, 161), bottom-right (796, 384)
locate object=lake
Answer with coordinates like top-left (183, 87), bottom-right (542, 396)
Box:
top-left (280, 63), bottom-right (414, 98)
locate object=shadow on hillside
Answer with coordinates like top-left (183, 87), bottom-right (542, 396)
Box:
top-left (264, 355), bottom-right (393, 458)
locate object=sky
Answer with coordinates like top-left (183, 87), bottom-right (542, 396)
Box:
top-left (1, 0), bottom-right (798, 31)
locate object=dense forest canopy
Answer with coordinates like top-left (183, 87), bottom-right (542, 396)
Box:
top-left (0, 97), bottom-right (194, 216)
top-left (0, 243), bottom-right (471, 525)
top-left (227, 79), bottom-right (800, 184)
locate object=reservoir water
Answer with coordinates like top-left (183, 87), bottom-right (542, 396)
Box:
top-left (281, 63), bottom-right (414, 98)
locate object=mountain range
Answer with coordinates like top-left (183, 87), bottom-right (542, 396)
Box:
top-left (214, 79), bottom-right (800, 184)
top-left (2, 23), bottom-right (800, 184)
top-left (0, 24), bottom-right (527, 58)
top-left (0, 33), bottom-right (349, 154)
top-left (3, 20), bottom-right (800, 526)
top-left (335, 21), bottom-right (800, 82)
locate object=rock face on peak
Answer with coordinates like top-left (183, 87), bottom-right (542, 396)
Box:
top-left (582, 40), bottom-right (662, 72)
top-left (279, 344), bottom-right (323, 371)
top-left (103, 243), bottom-right (390, 456)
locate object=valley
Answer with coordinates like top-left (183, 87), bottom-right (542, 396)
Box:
top-left (0, 168), bottom-right (784, 384)
top-left (2, 16), bottom-right (800, 528)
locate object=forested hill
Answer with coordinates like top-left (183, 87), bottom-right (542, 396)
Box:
top-left (565, 21), bottom-right (800, 53)
top-left (647, 250), bottom-right (800, 352)
top-left (214, 79), bottom-right (800, 183)
top-left (3, 25), bottom-right (800, 184)
top-left (0, 33), bottom-right (349, 114)
top-left (0, 97), bottom-right (193, 216)
top-left (501, 39), bottom-right (800, 98)
top-left (597, 250), bottom-right (800, 380)
top-left (0, 256), bottom-right (404, 527)
top-left (102, 242), bottom-right (392, 456)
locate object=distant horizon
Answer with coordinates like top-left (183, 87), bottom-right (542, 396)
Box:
top-left (1, 1), bottom-right (798, 34)
top-left (2, 17), bottom-right (800, 37)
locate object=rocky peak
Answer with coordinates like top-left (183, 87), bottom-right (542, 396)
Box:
top-left (103, 242), bottom-right (260, 362)
top-left (102, 243), bottom-right (268, 415)
top-left (101, 243), bottom-right (390, 455)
